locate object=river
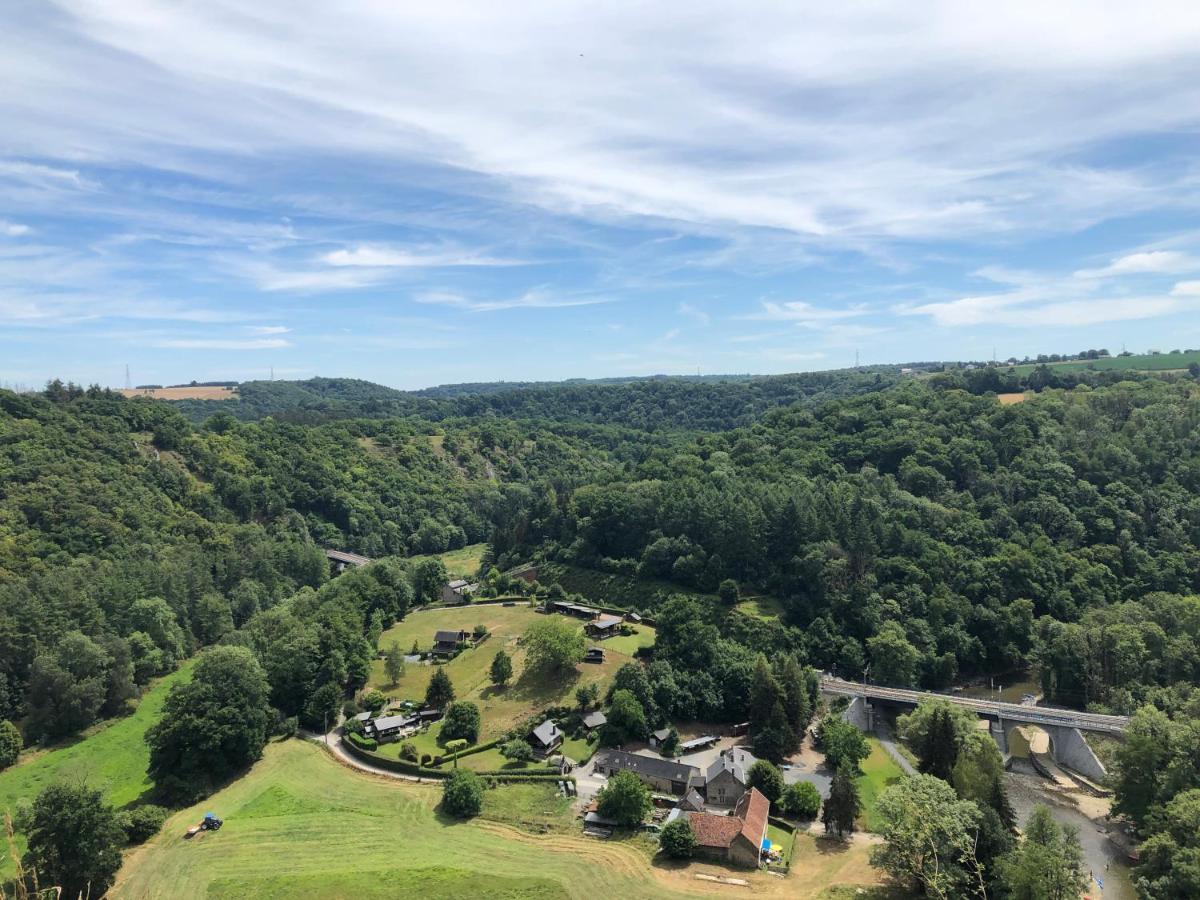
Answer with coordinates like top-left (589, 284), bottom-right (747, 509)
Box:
top-left (1005, 766), bottom-right (1135, 900)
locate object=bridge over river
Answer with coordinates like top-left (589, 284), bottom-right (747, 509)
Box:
top-left (821, 676), bottom-right (1130, 736)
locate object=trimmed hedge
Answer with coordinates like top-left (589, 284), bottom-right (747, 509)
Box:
top-left (347, 731), bottom-right (378, 752)
top-left (339, 738), bottom-right (573, 787)
top-left (341, 736), bottom-right (445, 778)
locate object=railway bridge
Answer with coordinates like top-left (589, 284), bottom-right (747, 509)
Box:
top-left (821, 676), bottom-right (1124, 783)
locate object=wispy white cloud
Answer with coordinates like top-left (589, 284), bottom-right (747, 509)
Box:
top-left (322, 245), bottom-right (522, 268)
top-left (0, 220), bottom-right (30, 237)
top-left (677, 301), bottom-right (710, 325)
top-left (153, 337), bottom-right (291, 350)
top-left (1074, 250), bottom-right (1200, 279)
top-left (741, 300), bottom-right (869, 323)
top-left (415, 289), bottom-right (609, 312)
top-left (247, 324), bottom-right (290, 334)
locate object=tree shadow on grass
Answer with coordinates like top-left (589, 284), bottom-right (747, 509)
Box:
top-left (813, 834), bottom-right (855, 855)
top-left (508, 665), bottom-right (582, 704)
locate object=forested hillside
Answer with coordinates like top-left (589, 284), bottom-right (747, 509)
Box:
top-left (6, 374), bottom-right (1200, 742)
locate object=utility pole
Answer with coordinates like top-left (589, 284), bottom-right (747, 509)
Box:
top-left (855, 349), bottom-right (860, 368)
top-left (124, 364), bottom-right (131, 390)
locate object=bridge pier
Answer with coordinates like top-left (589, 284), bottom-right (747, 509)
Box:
top-left (1044, 725), bottom-right (1108, 783)
top-left (841, 696), bottom-right (874, 732)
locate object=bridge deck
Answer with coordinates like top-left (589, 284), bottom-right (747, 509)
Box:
top-left (821, 677), bottom-right (1129, 735)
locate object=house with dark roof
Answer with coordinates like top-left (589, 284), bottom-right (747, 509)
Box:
top-left (586, 614), bottom-right (624, 639)
top-left (531, 719), bottom-right (564, 757)
top-left (704, 746), bottom-right (757, 806)
top-left (592, 749), bottom-right (702, 796)
top-left (688, 787), bottom-right (770, 868)
top-left (582, 710), bottom-right (608, 732)
top-left (365, 713), bottom-right (416, 742)
top-left (679, 788), bottom-right (706, 812)
top-left (432, 629), bottom-right (470, 656)
top-left (440, 579), bottom-right (472, 604)
top-left (649, 728), bottom-right (672, 749)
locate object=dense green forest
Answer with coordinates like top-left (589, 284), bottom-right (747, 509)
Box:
top-left (6, 368), bottom-right (1200, 892)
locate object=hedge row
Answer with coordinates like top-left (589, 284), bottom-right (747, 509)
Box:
top-left (339, 739), bottom-right (573, 787)
top-left (341, 737), bottom-right (447, 779)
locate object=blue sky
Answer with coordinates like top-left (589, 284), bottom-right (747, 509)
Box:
top-left (2, 2), bottom-right (1200, 390)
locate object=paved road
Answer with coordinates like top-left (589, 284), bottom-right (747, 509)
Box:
top-left (822, 677), bottom-right (1130, 735)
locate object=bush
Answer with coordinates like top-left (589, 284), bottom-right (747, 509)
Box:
top-left (748, 760), bottom-right (786, 804)
top-left (399, 741), bottom-right (418, 762)
top-left (473, 624), bottom-right (488, 639)
top-left (347, 731), bottom-right (378, 751)
top-left (780, 781), bottom-right (821, 820)
top-left (344, 717), bottom-right (365, 736)
top-left (442, 769), bottom-right (485, 818)
top-left (660, 818), bottom-right (696, 858)
top-left (501, 739), bottom-right (535, 763)
top-left (124, 805), bottom-right (168, 844)
top-left (277, 715), bottom-right (299, 738)
top-left (596, 771), bottom-right (652, 826)
top-left (0, 720), bottom-right (22, 770)
top-left (442, 701), bottom-right (481, 744)
top-left (361, 689), bottom-right (387, 713)
top-left (421, 753), bottom-right (433, 767)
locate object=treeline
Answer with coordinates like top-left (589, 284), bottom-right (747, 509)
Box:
top-left (505, 378), bottom-right (1200, 713)
top-left (169, 370), bottom-right (901, 430)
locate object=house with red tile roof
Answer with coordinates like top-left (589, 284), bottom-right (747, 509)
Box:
top-left (686, 786), bottom-right (770, 868)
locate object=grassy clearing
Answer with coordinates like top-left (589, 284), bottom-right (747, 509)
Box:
top-left (601, 625), bottom-right (656, 656)
top-left (736, 595), bottom-right (786, 619)
top-left (0, 660), bottom-right (197, 877)
top-left (406, 542), bottom-right (487, 579)
top-left (112, 741), bottom-right (888, 899)
top-left (371, 606), bottom-right (633, 743)
top-left (538, 562), bottom-right (711, 612)
top-left (209, 867), bottom-right (566, 899)
top-left (111, 740), bottom-right (696, 899)
top-left (479, 782), bottom-right (574, 833)
top-left (854, 739), bottom-right (907, 833)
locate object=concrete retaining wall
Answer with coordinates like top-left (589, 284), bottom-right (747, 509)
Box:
top-left (842, 696), bottom-right (873, 732)
top-left (1048, 725), bottom-right (1108, 783)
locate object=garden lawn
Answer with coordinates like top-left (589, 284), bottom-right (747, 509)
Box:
top-left (558, 735), bottom-right (598, 764)
top-left (110, 740), bottom-right (702, 900)
top-left (766, 823), bottom-right (796, 866)
top-left (600, 625), bottom-right (656, 656)
top-left (371, 606), bottom-right (632, 743)
top-left (854, 738), bottom-right (906, 833)
top-left (0, 659), bottom-right (197, 877)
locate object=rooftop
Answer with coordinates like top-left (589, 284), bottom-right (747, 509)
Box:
top-left (591, 614), bottom-right (624, 630)
top-left (593, 749), bottom-right (700, 785)
top-left (532, 719), bottom-right (561, 747)
top-left (582, 711), bottom-right (608, 729)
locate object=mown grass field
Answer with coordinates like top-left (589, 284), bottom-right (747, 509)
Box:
top-left (370, 606), bottom-right (636, 743)
top-left (854, 738), bottom-right (907, 833)
top-left (111, 740), bottom-right (886, 899)
top-left (1006, 349), bottom-right (1200, 375)
top-left (406, 542), bottom-right (488, 580)
top-left (0, 660), bottom-right (197, 877)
